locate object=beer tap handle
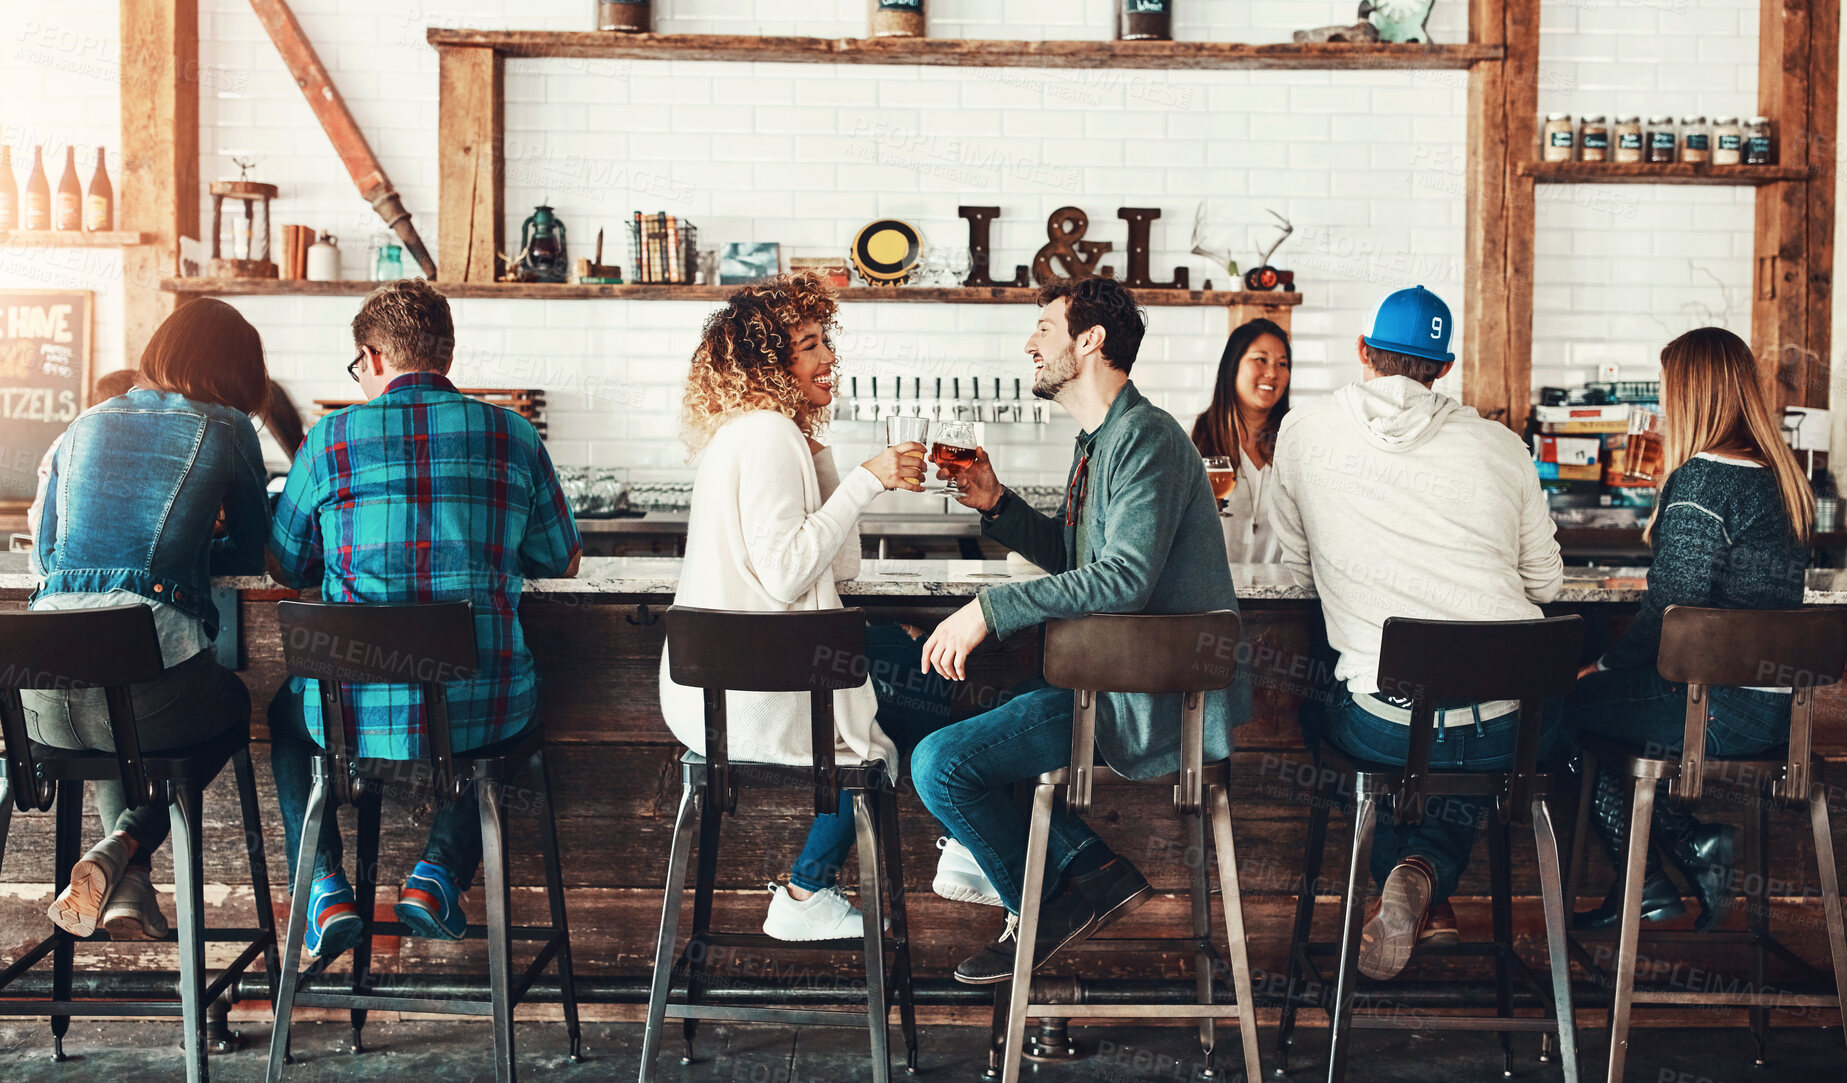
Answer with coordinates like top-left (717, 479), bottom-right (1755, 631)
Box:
top-left (851, 376), bottom-right (861, 421)
top-left (934, 377), bottom-right (943, 421)
top-left (1013, 377), bottom-right (1023, 423)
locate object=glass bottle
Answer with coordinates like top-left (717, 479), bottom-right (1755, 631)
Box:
top-left (1120, 0), bottom-right (1171, 41)
top-left (1645, 115), bottom-right (1677, 164)
top-left (1542, 113), bottom-right (1574, 162)
top-left (1613, 116), bottom-right (1644, 164)
top-left (0, 146), bottom-right (16, 230)
top-left (1578, 115), bottom-right (1609, 162)
top-left (54, 146), bottom-right (82, 230)
top-left (1744, 116), bottom-right (1775, 165)
top-left (84, 148), bottom-right (113, 231)
top-left (870, 0), bottom-right (925, 37)
top-left (1712, 116), bottom-right (1744, 165)
top-left (1679, 116), bottom-right (1710, 164)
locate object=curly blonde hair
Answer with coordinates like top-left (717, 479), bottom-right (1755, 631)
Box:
top-left (679, 272), bottom-right (840, 456)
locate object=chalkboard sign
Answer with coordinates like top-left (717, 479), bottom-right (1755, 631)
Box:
top-left (0, 290), bottom-right (91, 508)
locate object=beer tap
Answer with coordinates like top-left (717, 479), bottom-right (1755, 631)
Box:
top-left (869, 377), bottom-right (881, 423)
top-left (951, 378), bottom-right (966, 421)
top-left (992, 378), bottom-right (1005, 424)
top-left (932, 377), bottom-right (944, 421)
top-left (849, 377), bottom-right (862, 421)
top-left (911, 377), bottom-right (924, 417)
top-left (971, 377), bottom-right (984, 423)
top-left (1012, 377), bottom-right (1024, 423)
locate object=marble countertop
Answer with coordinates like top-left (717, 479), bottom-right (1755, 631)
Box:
top-left (8, 553), bottom-right (1846, 604)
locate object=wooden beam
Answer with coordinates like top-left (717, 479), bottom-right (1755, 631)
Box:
top-left (424, 30), bottom-right (1504, 71)
top-left (1753, 0), bottom-right (1815, 408)
top-left (119, 0), bottom-right (200, 367)
top-left (1516, 161), bottom-right (1810, 186)
top-left (437, 45), bottom-right (503, 285)
top-left (1800, 0), bottom-right (1839, 409)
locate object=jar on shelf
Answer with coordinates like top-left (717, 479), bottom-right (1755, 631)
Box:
top-left (597, 0), bottom-right (649, 32)
top-left (1542, 113), bottom-right (1574, 162)
top-left (1645, 115), bottom-right (1677, 163)
top-left (869, 0), bottom-right (924, 37)
top-left (1119, 0), bottom-right (1172, 41)
top-left (1680, 116), bottom-right (1710, 164)
top-left (1712, 116), bottom-right (1744, 165)
top-left (1745, 116), bottom-right (1776, 165)
top-left (1579, 115), bottom-right (1610, 162)
top-left (1613, 115), bottom-right (1644, 163)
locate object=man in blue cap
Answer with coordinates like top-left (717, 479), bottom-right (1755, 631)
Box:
top-left (1269, 285), bottom-right (1562, 980)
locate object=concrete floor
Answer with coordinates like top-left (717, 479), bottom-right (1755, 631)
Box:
top-left (0, 1020), bottom-right (1841, 1082)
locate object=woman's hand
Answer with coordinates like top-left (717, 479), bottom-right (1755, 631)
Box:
top-left (1576, 661), bottom-right (1602, 680)
top-left (862, 441), bottom-right (927, 492)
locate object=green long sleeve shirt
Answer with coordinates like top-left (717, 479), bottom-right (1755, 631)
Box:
top-left (977, 381), bottom-right (1250, 779)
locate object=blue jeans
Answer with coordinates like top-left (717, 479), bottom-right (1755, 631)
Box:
top-left (1563, 665), bottom-right (1791, 759)
top-left (1300, 683), bottom-right (1562, 904)
top-left (911, 684), bottom-right (1113, 914)
top-left (788, 622), bottom-right (959, 892)
top-left (268, 683), bottom-right (491, 892)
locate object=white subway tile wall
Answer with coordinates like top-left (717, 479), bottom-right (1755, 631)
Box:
top-left (1, 0), bottom-right (1780, 485)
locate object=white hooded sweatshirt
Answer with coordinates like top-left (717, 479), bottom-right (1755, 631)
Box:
top-left (1269, 376), bottom-right (1563, 700)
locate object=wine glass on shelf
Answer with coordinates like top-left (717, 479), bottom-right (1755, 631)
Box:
top-left (946, 247), bottom-right (972, 289)
top-left (929, 420), bottom-right (980, 494)
top-left (1203, 456), bottom-right (1237, 515)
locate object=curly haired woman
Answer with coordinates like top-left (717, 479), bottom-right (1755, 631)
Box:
top-left (660, 273), bottom-right (987, 940)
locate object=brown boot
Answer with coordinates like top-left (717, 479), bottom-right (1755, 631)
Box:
top-left (1359, 856), bottom-right (1436, 980)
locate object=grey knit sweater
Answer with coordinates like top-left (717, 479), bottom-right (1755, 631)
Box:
top-left (1602, 454), bottom-right (1806, 670)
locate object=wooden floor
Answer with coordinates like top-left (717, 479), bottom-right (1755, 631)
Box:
top-left (1, 1019), bottom-right (1843, 1081)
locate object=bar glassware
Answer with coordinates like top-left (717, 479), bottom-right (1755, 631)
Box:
top-left (1204, 455), bottom-right (1237, 514)
top-left (1621, 410), bottom-right (1666, 483)
top-left (929, 420), bottom-right (979, 493)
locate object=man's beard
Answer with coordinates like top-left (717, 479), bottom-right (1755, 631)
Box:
top-left (1032, 345), bottom-right (1078, 400)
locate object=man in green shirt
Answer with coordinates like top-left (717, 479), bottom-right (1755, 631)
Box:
top-left (915, 277), bottom-right (1248, 984)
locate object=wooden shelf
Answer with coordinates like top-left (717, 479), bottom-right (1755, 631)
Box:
top-left (0, 230), bottom-right (150, 247)
top-left (1517, 161), bottom-right (1810, 186)
top-left (425, 29), bottom-right (1503, 71)
top-left (160, 278), bottom-right (1303, 308)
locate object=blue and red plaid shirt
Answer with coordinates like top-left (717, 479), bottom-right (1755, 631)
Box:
top-left (267, 372), bottom-right (580, 760)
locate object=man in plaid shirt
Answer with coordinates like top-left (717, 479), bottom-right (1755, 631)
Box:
top-left (266, 279), bottom-right (581, 955)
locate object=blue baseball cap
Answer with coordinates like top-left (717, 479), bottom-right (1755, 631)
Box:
top-left (1363, 285), bottom-right (1455, 364)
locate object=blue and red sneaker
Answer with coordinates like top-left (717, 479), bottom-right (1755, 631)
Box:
top-left (304, 870), bottom-right (364, 959)
top-left (395, 860), bottom-right (467, 940)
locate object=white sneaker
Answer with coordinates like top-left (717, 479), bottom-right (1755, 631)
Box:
top-left (761, 883), bottom-right (865, 942)
top-left (101, 865), bottom-right (170, 941)
top-left (49, 834), bottom-right (133, 936)
top-left (934, 836), bottom-right (1003, 907)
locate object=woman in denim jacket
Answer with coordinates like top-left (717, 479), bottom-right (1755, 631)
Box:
top-left (30, 298), bottom-right (272, 940)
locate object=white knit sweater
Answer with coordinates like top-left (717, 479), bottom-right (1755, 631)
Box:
top-left (659, 410), bottom-right (895, 767)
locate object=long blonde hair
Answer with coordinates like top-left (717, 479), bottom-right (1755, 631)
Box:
top-left (1646, 327), bottom-right (1814, 544)
top-left (678, 273), bottom-right (838, 457)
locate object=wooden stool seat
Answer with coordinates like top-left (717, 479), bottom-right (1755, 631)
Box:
top-left (1276, 615), bottom-right (1586, 1083)
top-left (1562, 606), bottom-right (1847, 1082)
top-left (0, 604), bottom-right (278, 1083)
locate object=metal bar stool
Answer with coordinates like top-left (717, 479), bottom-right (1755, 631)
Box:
top-left (265, 600), bottom-right (581, 1083)
top-left (0, 604), bottom-right (278, 1083)
top-left (641, 606), bottom-right (918, 1082)
top-left (992, 611), bottom-right (1263, 1083)
top-left (1275, 615), bottom-right (1584, 1083)
top-left (1562, 606), bottom-right (1847, 1081)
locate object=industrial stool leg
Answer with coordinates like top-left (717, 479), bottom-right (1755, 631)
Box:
top-left (639, 783), bottom-right (699, 1083)
top-left (267, 765), bottom-right (334, 1082)
top-left (0, 775), bottom-right (12, 876)
top-left (1746, 783), bottom-right (1770, 1065)
top-left (172, 781), bottom-right (210, 1083)
top-left (983, 983), bottom-right (1009, 1081)
top-left (1209, 783), bottom-right (1264, 1083)
top-left (853, 788), bottom-right (893, 1083)
top-left (1325, 792), bottom-right (1379, 1083)
top-left (680, 783), bottom-right (724, 1064)
top-left (350, 787), bottom-right (383, 1054)
top-left (1276, 790), bottom-right (1331, 1075)
top-left (50, 782), bottom-right (80, 1063)
top-left (1561, 751), bottom-right (1599, 941)
top-left (1806, 783), bottom-right (1847, 1041)
top-left (478, 772), bottom-right (517, 1083)
top-left (1488, 816), bottom-right (1516, 1076)
top-left (1531, 798), bottom-right (1580, 1083)
top-left (529, 747), bottom-right (584, 1062)
top-left (1604, 775), bottom-right (1658, 1083)
top-left (1001, 780), bottom-right (1058, 1083)
top-left (232, 748), bottom-right (282, 1007)
top-left (1187, 804), bottom-right (1218, 1076)
top-left (876, 786), bottom-right (919, 1073)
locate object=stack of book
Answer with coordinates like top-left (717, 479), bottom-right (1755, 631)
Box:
top-left (630, 212), bottom-right (697, 284)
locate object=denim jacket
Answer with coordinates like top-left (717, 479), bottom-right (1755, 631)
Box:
top-left (32, 388), bottom-right (270, 638)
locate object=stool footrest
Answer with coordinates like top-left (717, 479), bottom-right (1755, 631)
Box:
top-left (0, 1000), bottom-right (189, 1018)
top-left (664, 1004), bottom-right (893, 1028)
top-left (1024, 1003), bottom-right (1248, 1020)
top-left (1351, 1014), bottom-right (1565, 1033)
top-left (291, 991), bottom-right (495, 1016)
top-left (697, 931), bottom-right (906, 953)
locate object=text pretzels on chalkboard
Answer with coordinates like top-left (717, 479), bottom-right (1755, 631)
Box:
top-left (0, 290), bottom-right (92, 507)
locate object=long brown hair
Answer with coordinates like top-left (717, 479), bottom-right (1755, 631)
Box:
top-left (139, 298), bottom-right (270, 414)
top-left (679, 273), bottom-right (839, 456)
top-left (262, 379), bottom-right (305, 461)
top-left (1648, 326), bottom-right (1814, 544)
top-left (1191, 318), bottom-right (1291, 465)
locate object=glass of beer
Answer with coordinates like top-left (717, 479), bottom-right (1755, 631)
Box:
top-left (1204, 455), bottom-right (1237, 514)
top-left (1622, 409), bottom-right (1666, 483)
top-left (929, 420), bottom-right (980, 492)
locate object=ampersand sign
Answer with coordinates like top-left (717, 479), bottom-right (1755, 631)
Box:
top-left (1032, 207), bottom-right (1113, 285)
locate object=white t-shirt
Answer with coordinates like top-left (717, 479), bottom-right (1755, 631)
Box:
top-left (1219, 459), bottom-right (1283, 564)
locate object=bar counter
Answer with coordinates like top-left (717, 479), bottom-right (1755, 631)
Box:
top-left (2, 555), bottom-right (1845, 1028)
